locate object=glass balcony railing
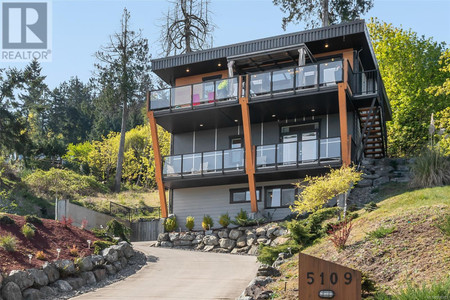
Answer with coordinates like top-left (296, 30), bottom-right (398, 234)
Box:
top-left (162, 148), bottom-right (245, 177)
top-left (255, 137), bottom-right (341, 170)
top-left (149, 60), bottom-right (344, 111)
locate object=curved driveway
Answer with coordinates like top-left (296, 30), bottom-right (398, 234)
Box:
top-left (73, 242), bottom-right (259, 300)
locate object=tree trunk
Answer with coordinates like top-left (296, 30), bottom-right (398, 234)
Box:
top-left (322, 0), bottom-right (329, 27)
top-left (114, 99), bottom-right (128, 192)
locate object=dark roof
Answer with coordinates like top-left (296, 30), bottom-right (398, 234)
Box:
top-left (152, 19), bottom-right (367, 71)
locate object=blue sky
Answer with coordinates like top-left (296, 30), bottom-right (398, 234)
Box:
top-left (3, 0), bottom-right (450, 88)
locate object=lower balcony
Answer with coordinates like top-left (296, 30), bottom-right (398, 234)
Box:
top-left (162, 137), bottom-right (341, 182)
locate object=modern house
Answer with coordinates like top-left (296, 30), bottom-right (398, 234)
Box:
top-left (147, 20), bottom-right (391, 229)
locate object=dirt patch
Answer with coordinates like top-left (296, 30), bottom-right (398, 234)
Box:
top-left (0, 214), bottom-right (100, 274)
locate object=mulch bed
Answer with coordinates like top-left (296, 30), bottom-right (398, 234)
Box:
top-left (0, 214), bottom-right (100, 274)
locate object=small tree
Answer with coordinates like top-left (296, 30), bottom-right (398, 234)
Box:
top-left (291, 166), bottom-right (362, 216)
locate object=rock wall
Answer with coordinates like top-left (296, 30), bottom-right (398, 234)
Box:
top-left (156, 223), bottom-right (289, 255)
top-left (0, 242), bottom-right (136, 300)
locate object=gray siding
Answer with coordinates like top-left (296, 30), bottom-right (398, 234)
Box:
top-left (173, 179), bottom-right (295, 230)
top-left (173, 132), bottom-right (193, 155)
top-left (195, 129), bottom-right (215, 152)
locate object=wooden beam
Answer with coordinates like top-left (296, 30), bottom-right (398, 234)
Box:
top-left (338, 83), bottom-right (350, 166)
top-left (239, 75), bottom-right (258, 213)
top-left (147, 93), bottom-right (168, 218)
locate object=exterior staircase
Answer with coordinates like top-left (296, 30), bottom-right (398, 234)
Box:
top-left (358, 107), bottom-right (385, 158)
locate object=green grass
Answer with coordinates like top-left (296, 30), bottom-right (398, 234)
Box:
top-left (435, 214), bottom-right (450, 236)
top-left (373, 277), bottom-right (450, 299)
top-left (0, 234), bottom-right (17, 252)
top-left (366, 225), bottom-right (396, 239)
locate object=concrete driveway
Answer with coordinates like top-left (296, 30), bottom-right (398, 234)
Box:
top-left (73, 242), bottom-right (259, 300)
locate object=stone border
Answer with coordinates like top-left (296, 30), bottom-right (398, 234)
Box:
top-left (0, 242), bottom-right (146, 300)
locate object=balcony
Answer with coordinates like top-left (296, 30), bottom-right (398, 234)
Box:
top-left (162, 137), bottom-right (341, 180)
top-left (149, 60), bottom-right (343, 112)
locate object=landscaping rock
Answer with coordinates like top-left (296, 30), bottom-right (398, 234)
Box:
top-left (219, 238), bottom-right (235, 250)
top-left (22, 288), bottom-right (41, 300)
top-left (203, 235), bottom-right (219, 246)
top-left (110, 245), bottom-right (124, 258)
top-left (257, 237), bottom-right (269, 245)
top-left (93, 269), bottom-right (107, 282)
top-left (203, 245), bottom-right (215, 252)
top-left (54, 260), bottom-right (76, 276)
top-left (236, 236), bottom-right (247, 248)
top-left (52, 280), bottom-right (72, 292)
top-left (160, 241), bottom-right (173, 248)
top-left (357, 179), bottom-right (373, 187)
top-left (157, 233), bottom-right (169, 242)
top-left (168, 232), bottom-right (179, 242)
top-left (80, 272), bottom-right (96, 285)
top-left (27, 270), bottom-right (48, 288)
top-left (90, 255), bottom-right (105, 266)
top-left (38, 286), bottom-right (56, 297)
top-left (2, 282), bottom-right (22, 300)
top-left (173, 240), bottom-right (191, 246)
top-left (65, 277), bottom-right (84, 290)
top-left (271, 236), bottom-right (289, 246)
top-left (194, 243), bottom-right (205, 251)
top-left (266, 226), bottom-right (279, 238)
top-left (218, 230), bottom-right (228, 239)
top-left (246, 233), bottom-right (256, 246)
top-left (362, 173), bottom-right (380, 179)
top-left (374, 176), bottom-right (390, 186)
top-left (42, 263), bottom-right (59, 284)
top-left (120, 257), bottom-right (128, 267)
top-left (6, 270), bottom-right (34, 291)
top-left (104, 264), bottom-right (116, 275)
top-left (179, 233), bottom-right (195, 241)
top-left (77, 256), bottom-right (93, 272)
top-left (247, 245), bottom-right (259, 256)
top-left (212, 248), bottom-right (230, 254)
top-left (257, 264), bottom-right (281, 277)
top-left (113, 261), bottom-right (123, 271)
top-left (102, 248), bottom-right (119, 263)
top-left (231, 246), bottom-right (250, 254)
top-left (229, 229), bottom-right (242, 240)
top-left (255, 227), bottom-right (266, 236)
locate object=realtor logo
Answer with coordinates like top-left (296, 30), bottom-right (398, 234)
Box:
top-left (1, 1), bottom-right (52, 61)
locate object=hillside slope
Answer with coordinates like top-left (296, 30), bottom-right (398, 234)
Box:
top-left (267, 185), bottom-right (450, 298)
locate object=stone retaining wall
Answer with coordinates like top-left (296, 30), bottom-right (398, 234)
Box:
top-left (156, 223), bottom-right (289, 255)
top-left (0, 242), bottom-right (135, 300)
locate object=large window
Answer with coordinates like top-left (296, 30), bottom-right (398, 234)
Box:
top-left (265, 185), bottom-right (297, 208)
top-left (230, 188), bottom-right (261, 204)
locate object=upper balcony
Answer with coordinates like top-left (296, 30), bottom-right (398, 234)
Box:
top-left (149, 59), bottom-right (344, 112)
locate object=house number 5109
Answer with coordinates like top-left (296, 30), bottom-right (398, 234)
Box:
top-left (306, 272), bottom-right (352, 285)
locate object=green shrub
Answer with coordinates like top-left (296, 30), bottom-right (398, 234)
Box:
top-left (0, 234), bottom-right (17, 252)
top-left (202, 215), bottom-right (214, 230)
top-left (164, 216), bottom-right (178, 232)
top-left (93, 240), bottom-right (117, 255)
top-left (373, 278), bottom-right (450, 299)
top-left (21, 223), bottom-right (36, 239)
top-left (364, 201), bottom-right (378, 212)
top-left (185, 216), bottom-right (195, 231)
top-left (219, 213), bottom-right (231, 228)
top-left (411, 147), bottom-right (450, 188)
top-left (287, 221), bottom-right (314, 246)
top-left (24, 168), bottom-right (107, 200)
top-left (361, 272), bottom-right (378, 296)
top-left (367, 225), bottom-right (396, 239)
top-left (25, 215), bottom-right (43, 225)
top-left (347, 204), bottom-right (359, 212)
top-left (106, 219), bottom-right (130, 243)
top-left (231, 209), bottom-right (264, 227)
top-left (257, 240), bottom-right (301, 265)
top-left (0, 214), bottom-right (15, 225)
top-left (436, 214), bottom-right (450, 236)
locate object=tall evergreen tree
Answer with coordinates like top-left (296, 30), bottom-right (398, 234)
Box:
top-left (94, 8), bottom-right (152, 192)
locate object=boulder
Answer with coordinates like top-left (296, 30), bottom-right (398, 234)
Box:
top-left (22, 288), bottom-right (41, 300)
top-left (77, 256), bottom-right (93, 272)
top-left (362, 173), bottom-right (380, 180)
top-left (102, 248), bottom-right (119, 263)
top-left (6, 270), bottom-right (34, 291)
top-left (271, 236), bottom-right (289, 246)
top-left (255, 227), bottom-right (266, 236)
top-left (120, 257), bottom-right (128, 267)
top-left (217, 230), bottom-right (228, 239)
top-left (160, 241), bottom-right (173, 248)
top-left (38, 286), bottom-right (56, 297)
top-left (229, 229), bottom-right (242, 240)
top-left (104, 264), bottom-right (116, 275)
top-left (357, 179), bottom-right (373, 188)
top-left (202, 235), bottom-right (219, 246)
top-left (231, 246), bottom-right (250, 254)
top-left (27, 270), bottom-right (48, 288)
top-left (236, 236), bottom-right (247, 248)
top-left (113, 261), bottom-right (123, 271)
top-left (93, 269), bottom-right (107, 282)
top-left (266, 226), bottom-right (280, 238)
top-left (219, 238), bottom-right (235, 250)
top-left (257, 264), bottom-right (281, 277)
top-left (52, 280), bottom-right (72, 292)
top-left (246, 233), bottom-right (256, 246)
top-left (173, 240), bottom-right (192, 247)
top-left (168, 232), bottom-right (179, 242)
top-left (65, 277), bottom-right (84, 290)
top-left (157, 233), bottom-right (169, 242)
top-left (194, 243), bottom-right (205, 251)
top-left (1, 282), bottom-right (22, 300)
top-left (39, 286), bottom-right (57, 297)
top-left (374, 176), bottom-right (389, 186)
top-left (212, 248), bottom-right (230, 254)
top-left (80, 272), bottom-right (96, 285)
top-left (110, 245), bottom-right (124, 258)
top-left (203, 245), bottom-right (215, 252)
top-left (42, 263), bottom-right (59, 283)
top-left (179, 233), bottom-right (195, 241)
top-left (274, 228), bottom-right (288, 237)
top-left (54, 260), bottom-right (76, 276)
top-left (257, 237), bottom-right (269, 245)
top-left (90, 255), bottom-right (105, 266)
top-left (247, 245), bottom-right (259, 256)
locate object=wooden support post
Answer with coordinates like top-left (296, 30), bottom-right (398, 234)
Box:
top-left (147, 93), bottom-right (168, 218)
top-left (338, 83), bottom-right (350, 166)
top-left (239, 76), bottom-right (258, 213)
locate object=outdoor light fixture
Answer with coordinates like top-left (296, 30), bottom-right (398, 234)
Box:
top-left (234, 119), bottom-right (238, 123)
top-left (87, 239), bottom-right (92, 249)
top-left (199, 124), bottom-right (204, 127)
top-left (186, 68), bottom-right (190, 72)
top-left (272, 114), bottom-right (276, 117)
top-left (28, 254), bottom-right (33, 264)
top-left (319, 290), bottom-right (335, 298)
top-left (311, 109), bottom-right (315, 112)
top-left (218, 62), bottom-right (222, 67)
top-left (56, 248), bottom-right (61, 259)
top-left (324, 42), bottom-right (329, 48)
